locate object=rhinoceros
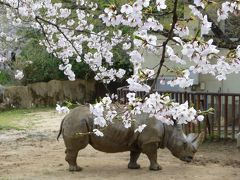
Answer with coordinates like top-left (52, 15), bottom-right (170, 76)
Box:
top-left (57, 105), bottom-right (204, 171)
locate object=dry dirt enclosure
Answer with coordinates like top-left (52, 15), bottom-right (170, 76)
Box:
top-left (0, 110), bottom-right (240, 180)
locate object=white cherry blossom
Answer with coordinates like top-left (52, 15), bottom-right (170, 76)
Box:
top-left (156, 0), bottom-right (167, 11)
top-left (197, 115), bottom-right (204, 121)
top-left (140, 0), bottom-right (150, 8)
top-left (14, 70), bottom-right (24, 80)
top-left (201, 15), bottom-right (212, 36)
top-left (236, 45), bottom-right (240, 58)
top-left (93, 129), bottom-right (104, 137)
top-left (193, 0), bottom-right (205, 9)
top-left (189, 5), bottom-right (203, 20)
top-left (134, 124), bottom-right (147, 133)
top-left (122, 42), bottom-right (131, 50)
top-left (174, 23), bottom-right (189, 37)
top-left (56, 104), bottom-right (70, 114)
top-left (121, 4), bottom-right (133, 15)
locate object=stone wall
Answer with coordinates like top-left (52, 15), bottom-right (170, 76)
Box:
top-left (0, 79), bottom-right (95, 110)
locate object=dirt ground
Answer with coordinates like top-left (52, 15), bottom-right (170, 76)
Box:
top-left (0, 110), bottom-right (240, 180)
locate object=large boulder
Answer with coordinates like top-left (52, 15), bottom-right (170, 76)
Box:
top-left (62, 79), bottom-right (95, 104)
top-left (0, 85), bottom-right (5, 103)
top-left (0, 85), bottom-right (6, 111)
top-left (3, 86), bottom-right (32, 108)
top-left (28, 82), bottom-right (48, 106)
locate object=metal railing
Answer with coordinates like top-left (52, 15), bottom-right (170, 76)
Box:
top-left (117, 87), bottom-right (240, 140)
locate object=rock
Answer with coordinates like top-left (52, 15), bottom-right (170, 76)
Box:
top-left (0, 79), bottom-right (96, 109)
top-left (0, 85), bottom-right (5, 103)
top-left (3, 86), bottom-right (32, 108)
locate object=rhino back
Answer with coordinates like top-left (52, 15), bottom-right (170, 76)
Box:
top-left (90, 121), bottom-right (136, 153)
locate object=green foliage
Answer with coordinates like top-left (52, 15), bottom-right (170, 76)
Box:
top-left (17, 35), bottom-right (66, 84)
top-left (225, 15), bottom-right (240, 38)
top-left (0, 70), bottom-right (11, 85)
top-left (112, 44), bottom-right (133, 79)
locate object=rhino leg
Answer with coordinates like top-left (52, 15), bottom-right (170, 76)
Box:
top-left (142, 143), bottom-right (162, 171)
top-left (128, 151), bottom-right (141, 169)
top-left (64, 136), bottom-right (89, 172)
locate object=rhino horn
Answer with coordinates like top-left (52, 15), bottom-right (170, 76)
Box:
top-left (191, 132), bottom-right (204, 150)
top-left (186, 133), bottom-right (198, 142)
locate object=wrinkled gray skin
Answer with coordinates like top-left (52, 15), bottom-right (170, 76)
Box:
top-left (58, 105), bottom-right (204, 171)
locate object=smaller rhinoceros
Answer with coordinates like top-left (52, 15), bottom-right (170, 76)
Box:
top-left (57, 105), bottom-right (204, 171)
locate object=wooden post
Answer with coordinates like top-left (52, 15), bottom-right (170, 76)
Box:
top-left (191, 94), bottom-right (195, 133)
top-left (186, 92), bottom-right (190, 133)
top-left (218, 95), bottom-right (221, 139)
top-left (179, 93), bottom-right (183, 104)
top-left (239, 96), bottom-right (240, 133)
top-left (232, 96), bottom-right (235, 139)
top-left (204, 94), bottom-right (208, 138)
top-left (224, 96), bottom-right (228, 139)
top-left (175, 93), bottom-right (179, 103)
top-left (210, 95), bottom-right (215, 139)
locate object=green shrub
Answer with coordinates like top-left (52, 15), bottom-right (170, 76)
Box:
top-left (19, 39), bottom-right (95, 84)
top-left (0, 70), bottom-right (11, 85)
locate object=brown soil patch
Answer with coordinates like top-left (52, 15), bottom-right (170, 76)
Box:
top-left (0, 110), bottom-right (240, 180)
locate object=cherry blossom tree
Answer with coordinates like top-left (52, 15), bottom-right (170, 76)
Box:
top-left (0, 0), bottom-right (239, 136)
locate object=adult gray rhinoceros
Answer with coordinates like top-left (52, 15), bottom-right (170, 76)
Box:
top-left (57, 105), bottom-right (204, 171)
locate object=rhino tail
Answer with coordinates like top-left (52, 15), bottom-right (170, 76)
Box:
top-left (57, 118), bottom-right (65, 141)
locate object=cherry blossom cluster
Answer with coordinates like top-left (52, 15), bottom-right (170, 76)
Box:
top-left (14, 69), bottom-right (24, 80)
top-left (174, 23), bottom-right (189, 37)
top-left (188, 6), bottom-right (212, 37)
top-left (127, 92), bottom-right (203, 125)
top-left (180, 38), bottom-right (240, 81)
top-left (217, 1), bottom-right (240, 22)
top-left (90, 96), bottom-right (117, 128)
top-left (95, 68), bottom-right (126, 84)
top-left (167, 70), bottom-right (194, 88)
top-left (0, 0), bottom-right (240, 136)
top-left (56, 104), bottom-right (70, 114)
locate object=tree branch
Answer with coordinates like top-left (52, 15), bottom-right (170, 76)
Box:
top-left (143, 10), bottom-right (174, 17)
top-left (144, 0), bottom-right (179, 98)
